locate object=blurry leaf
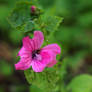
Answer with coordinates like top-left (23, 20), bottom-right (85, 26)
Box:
top-left (16, 0), bottom-right (38, 5)
top-left (77, 0), bottom-right (92, 11)
top-left (67, 51), bottom-right (86, 69)
top-left (67, 74), bottom-right (92, 92)
top-left (0, 6), bottom-right (10, 28)
top-left (24, 68), bottom-right (59, 92)
top-left (9, 30), bottom-right (24, 45)
top-left (55, 26), bottom-right (90, 50)
top-left (38, 0), bottom-right (55, 8)
top-left (78, 12), bottom-right (92, 28)
top-left (55, 0), bottom-right (71, 16)
top-left (30, 85), bottom-right (42, 92)
top-left (60, 51), bottom-right (86, 75)
top-left (0, 0), bottom-right (16, 29)
top-left (0, 60), bottom-right (13, 76)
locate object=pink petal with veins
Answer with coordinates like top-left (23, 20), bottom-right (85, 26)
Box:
top-left (31, 50), bottom-right (53, 72)
top-left (42, 44), bottom-right (61, 54)
top-left (33, 31), bottom-right (44, 50)
top-left (15, 57), bottom-right (32, 70)
top-left (22, 36), bottom-right (34, 51)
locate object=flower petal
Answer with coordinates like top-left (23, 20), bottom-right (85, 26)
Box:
top-left (22, 31), bottom-right (44, 51)
top-left (22, 36), bottom-right (34, 51)
top-left (17, 47), bottom-right (31, 58)
top-left (16, 46), bottom-right (32, 70)
top-left (15, 57), bottom-right (32, 70)
top-left (47, 58), bottom-right (57, 67)
top-left (41, 50), bottom-right (57, 67)
top-left (42, 44), bottom-right (61, 54)
top-left (33, 31), bottom-right (44, 50)
top-left (31, 60), bottom-right (46, 72)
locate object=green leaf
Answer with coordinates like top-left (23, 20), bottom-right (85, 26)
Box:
top-left (24, 68), bottom-right (59, 92)
top-left (67, 74), bottom-right (92, 92)
top-left (8, 1), bottom-right (36, 32)
top-left (35, 15), bottom-right (63, 32)
top-left (43, 16), bottom-right (63, 32)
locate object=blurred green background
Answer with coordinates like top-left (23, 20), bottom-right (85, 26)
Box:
top-left (0, 0), bottom-right (92, 92)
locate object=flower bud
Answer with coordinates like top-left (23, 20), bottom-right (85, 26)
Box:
top-left (31, 5), bottom-right (36, 13)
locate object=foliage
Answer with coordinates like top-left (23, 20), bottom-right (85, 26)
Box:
top-left (8, 1), bottom-right (34, 32)
top-left (67, 74), bottom-right (92, 92)
top-left (24, 67), bottom-right (59, 92)
top-left (0, 0), bottom-right (92, 92)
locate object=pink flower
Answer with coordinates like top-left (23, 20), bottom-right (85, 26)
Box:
top-left (15, 31), bottom-right (61, 72)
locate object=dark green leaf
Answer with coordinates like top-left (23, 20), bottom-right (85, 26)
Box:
top-left (8, 1), bottom-right (38, 32)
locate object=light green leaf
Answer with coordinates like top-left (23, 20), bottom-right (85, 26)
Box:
top-left (67, 74), bottom-right (92, 92)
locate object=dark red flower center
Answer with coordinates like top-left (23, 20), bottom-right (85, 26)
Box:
top-left (32, 50), bottom-right (40, 59)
